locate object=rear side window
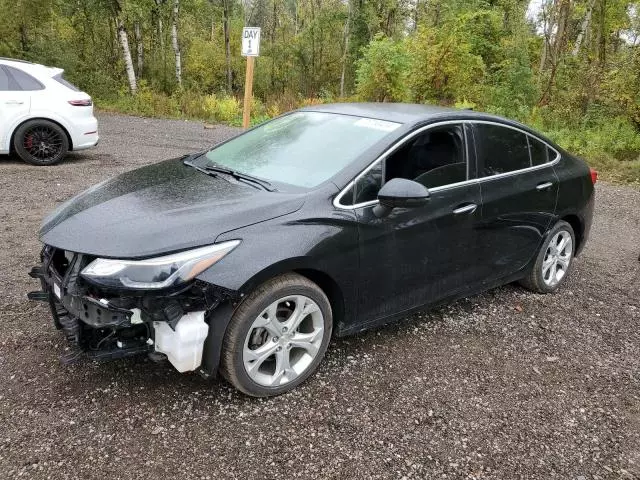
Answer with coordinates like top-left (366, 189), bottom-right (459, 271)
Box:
top-left (474, 123), bottom-right (530, 177)
top-left (528, 136), bottom-right (550, 166)
top-left (5, 66), bottom-right (44, 91)
top-left (53, 73), bottom-right (80, 92)
top-left (0, 68), bottom-right (9, 90)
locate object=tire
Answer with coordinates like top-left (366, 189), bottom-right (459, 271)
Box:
top-left (13, 119), bottom-right (69, 166)
top-left (519, 220), bottom-right (576, 293)
top-left (221, 273), bottom-right (333, 397)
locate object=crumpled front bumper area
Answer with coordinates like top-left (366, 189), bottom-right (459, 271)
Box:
top-left (28, 245), bottom-right (236, 369)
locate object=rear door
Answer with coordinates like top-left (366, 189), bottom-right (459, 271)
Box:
top-left (472, 122), bottom-right (559, 284)
top-left (0, 66), bottom-right (31, 152)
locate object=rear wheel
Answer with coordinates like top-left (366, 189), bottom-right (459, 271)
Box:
top-left (520, 220), bottom-right (575, 293)
top-left (221, 273), bottom-right (332, 397)
top-left (13, 120), bottom-right (69, 166)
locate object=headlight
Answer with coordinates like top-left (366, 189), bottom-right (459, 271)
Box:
top-left (80, 240), bottom-right (240, 290)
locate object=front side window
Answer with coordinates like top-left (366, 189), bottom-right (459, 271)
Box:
top-left (5, 66), bottom-right (44, 91)
top-left (200, 112), bottom-right (400, 189)
top-left (474, 123), bottom-right (530, 177)
top-left (385, 124), bottom-right (466, 188)
top-left (354, 161), bottom-right (383, 204)
top-left (347, 124), bottom-right (467, 205)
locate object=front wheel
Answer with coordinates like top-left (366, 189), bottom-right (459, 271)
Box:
top-left (13, 119), bottom-right (69, 166)
top-left (520, 220), bottom-right (576, 293)
top-left (221, 273), bottom-right (333, 397)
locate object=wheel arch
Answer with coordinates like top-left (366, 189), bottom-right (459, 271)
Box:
top-left (234, 258), bottom-right (347, 332)
top-left (560, 214), bottom-right (583, 254)
top-left (293, 268), bottom-right (345, 333)
top-left (9, 117), bottom-right (73, 153)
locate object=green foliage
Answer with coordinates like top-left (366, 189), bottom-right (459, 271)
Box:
top-left (355, 35), bottom-right (410, 102)
top-left (203, 94), bottom-right (241, 123)
top-left (407, 26), bottom-right (485, 104)
top-left (0, 0), bottom-right (638, 184)
top-left (483, 37), bottom-right (539, 120)
top-left (528, 113), bottom-right (640, 184)
top-left (98, 82), bottom-right (180, 117)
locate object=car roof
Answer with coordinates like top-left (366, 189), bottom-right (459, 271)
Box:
top-left (300, 102), bottom-right (459, 124)
top-left (0, 57), bottom-right (62, 77)
top-left (301, 102), bottom-right (557, 139)
top-left (298, 102), bottom-right (564, 158)
top-left (0, 57), bottom-right (33, 65)
top-left (300, 102), bottom-right (536, 128)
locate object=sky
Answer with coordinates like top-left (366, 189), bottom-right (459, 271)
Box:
top-left (526, 0), bottom-right (544, 23)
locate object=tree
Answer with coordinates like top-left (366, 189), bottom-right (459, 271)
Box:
top-left (355, 34), bottom-right (410, 102)
top-left (112, 1), bottom-right (138, 94)
top-left (171, 0), bottom-right (182, 86)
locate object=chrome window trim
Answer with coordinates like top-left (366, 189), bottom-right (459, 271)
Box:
top-left (333, 119), bottom-right (561, 210)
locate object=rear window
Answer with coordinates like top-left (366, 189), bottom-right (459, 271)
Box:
top-left (53, 73), bottom-right (80, 92)
top-left (5, 66), bottom-right (44, 91)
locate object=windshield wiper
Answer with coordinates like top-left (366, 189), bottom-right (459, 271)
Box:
top-left (184, 159), bottom-right (277, 192)
top-left (200, 164), bottom-right (277, 192)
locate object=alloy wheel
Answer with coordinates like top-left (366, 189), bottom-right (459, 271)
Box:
top-left (542, 230), bottom-right (573, 287)
top-left (243, 295), bottom-right (324, 387)
top-left (23, 125), bottom-right (63, 161)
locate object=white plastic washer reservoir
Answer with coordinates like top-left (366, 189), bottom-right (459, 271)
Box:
top-left (153, 311), bottom-right (209, 372)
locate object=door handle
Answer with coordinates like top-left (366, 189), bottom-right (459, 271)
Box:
top-left (453, 203), bottom-right (478, 215)
top-left (5, 100), bottom-right (24, 105)
top-left (536, 182), bottom-right (553, 191)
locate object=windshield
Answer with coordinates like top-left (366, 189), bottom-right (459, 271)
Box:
top-left (201, 111), bottom-right (400, 188)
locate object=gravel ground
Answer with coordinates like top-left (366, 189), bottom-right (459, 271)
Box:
top-left (0, 113), bottom-right (639, 479)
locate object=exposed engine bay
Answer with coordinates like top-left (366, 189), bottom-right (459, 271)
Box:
top-left (29, 246), bottom-right (237, 373)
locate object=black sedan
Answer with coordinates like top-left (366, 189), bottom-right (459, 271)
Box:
top-left (29, 103), bottom-right (596, 396)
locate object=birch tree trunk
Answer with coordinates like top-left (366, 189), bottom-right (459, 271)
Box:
top-left (223, 0), bottom-right (232, 92)
top-left (116, 17), bottom-right (138, 94)
top-left (134, 21), bottom-right (144, 78)
top-left (340, 0), bottom-right (352, 97)
top-left (171, 0), bottom-right (182, 86)
top-left (154, 0), bottom-right (165, 51)
top-left (572, 0), bottom-right (595, 56)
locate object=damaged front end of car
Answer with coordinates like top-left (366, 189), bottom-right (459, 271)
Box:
top-left (28, 242), bottom-right (240, 375)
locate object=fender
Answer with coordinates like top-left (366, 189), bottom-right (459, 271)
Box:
top-left (195, 195), bottom-right (361, 335)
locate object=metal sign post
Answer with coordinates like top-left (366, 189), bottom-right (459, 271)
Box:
top-left (241, 27), bottom-right (261, 129)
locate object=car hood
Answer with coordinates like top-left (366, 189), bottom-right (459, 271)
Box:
top-left (40, 157), bottom-right (306, 258)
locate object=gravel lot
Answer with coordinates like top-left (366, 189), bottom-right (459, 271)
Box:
top-left (1, 113), bottom-right (639, 479)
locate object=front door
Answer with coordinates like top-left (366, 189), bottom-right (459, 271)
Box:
top-left (471, 122), bottom-right (559, 284)
top-left (0, 66), bottom-right (31, 152)
top-left (344, 123), bottom-right (484, 326)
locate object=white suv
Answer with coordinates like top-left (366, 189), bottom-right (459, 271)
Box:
top-left (0, 58), bottom-right (99, 165)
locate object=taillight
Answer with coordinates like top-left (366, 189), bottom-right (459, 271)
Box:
top-left (590, 168), bottom-right (598, 184)
top-left (68, 99), bottom-right (92, 106)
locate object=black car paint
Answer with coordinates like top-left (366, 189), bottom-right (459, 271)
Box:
top-left (33, 103), bottom-right (595, 376)
top-left (40, 158), bottom-right (306, 258)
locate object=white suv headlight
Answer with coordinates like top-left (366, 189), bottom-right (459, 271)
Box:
top-left (80, 240), bottom-right (240, 290)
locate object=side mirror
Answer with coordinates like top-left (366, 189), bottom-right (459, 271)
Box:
top-left (374, 178), bottom-right (430, 217)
